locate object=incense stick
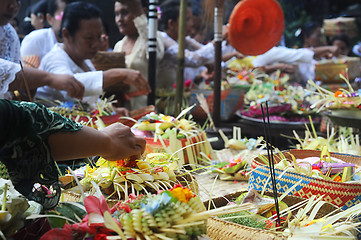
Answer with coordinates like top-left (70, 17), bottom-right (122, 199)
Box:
top-left (261, 101), bottom-right (281, 226)
top-left (19, 61), bottom-right (33, 102)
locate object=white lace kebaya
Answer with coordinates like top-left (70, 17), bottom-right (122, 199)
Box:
top-left (0, 59), bottom-right (21, 99)
top-left (0, 23), bottom-right (20, 63)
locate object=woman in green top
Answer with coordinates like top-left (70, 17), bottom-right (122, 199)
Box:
top-left (0, 99), bottom-right (146, 209)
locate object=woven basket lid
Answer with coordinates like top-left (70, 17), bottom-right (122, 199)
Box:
top-left (228, 0), bottom-right (284, 56)
top-left (91, 51), bottom-right (126, 71)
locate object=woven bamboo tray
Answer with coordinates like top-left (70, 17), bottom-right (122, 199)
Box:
top-left (250, 149), bottom-right (361, 210)
top-left (206, 191), bottom-right (341, 240)
top-left (91, 51), bottom-right (125, 71)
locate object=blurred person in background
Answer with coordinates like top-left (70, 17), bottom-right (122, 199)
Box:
top-left (29, 0), bottom-right (48, 30)
top-left (37, 1), bottom-right (149, 114)
top-left (0, 0), bottom-right (84, 101)
top-left (21, 0), bottom-right (71, 68)
top-left (329, 34), bottom-right (351, 57)
top-left (113, 0), bottom-right (164, 110)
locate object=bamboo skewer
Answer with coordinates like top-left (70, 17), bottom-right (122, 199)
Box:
top-left (19, 61), bottom-right (33, 102)
top-left (261, 101), bottom-right (281, 226)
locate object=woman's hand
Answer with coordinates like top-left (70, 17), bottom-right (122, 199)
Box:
top-left (103, 68), bottom-right (151, 95)
top-left (49, 123), bottom-right (146, 161)
top-left (47, 73), bottom-right (85, 100)
top-left (113, 107), bottom-right (129, 117)
top-left (100, 122), bottom-right (146, 161)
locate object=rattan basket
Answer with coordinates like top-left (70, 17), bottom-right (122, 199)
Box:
top-left (250, 149), bottom-right (361, 210)
top-left (91, 51), bottom-right (126, 71)
top-left (315, 57), bottom-right (361, 83)
top-left (206, 190), bottom-right (341, 240)
top-left (61, 191), bottom-right (119, 208)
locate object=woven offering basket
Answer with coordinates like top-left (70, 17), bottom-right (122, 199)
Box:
top-left (91, 51), bottom-right (125, 71)
top-left (250, 149), bottom-right (361, 210)
top-left (61, 191), bottom-right (119, 208)
top-left (205, 191), bottom-right (341, 240)
top-left (315, 57), bottom-right (361, 83)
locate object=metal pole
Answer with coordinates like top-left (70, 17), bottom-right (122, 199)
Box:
top-left (174, 0), bottom-right (187, 115)
top-left (147, 0), bottom-right (158, 105)
top-left (213, 1), bottom-right (223, 126)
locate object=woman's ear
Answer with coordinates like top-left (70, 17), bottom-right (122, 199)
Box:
top-left (46, 13), bottom-right (53, 26)
top-left (62, 28), bottom-right (70, 41)
top-left (168, 19), bottom-right (176, 30)
top-left (39, 13), bottom-right (45, 23)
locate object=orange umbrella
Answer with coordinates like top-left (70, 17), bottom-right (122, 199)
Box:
top-left (228, 0), bottom-right (284, 56)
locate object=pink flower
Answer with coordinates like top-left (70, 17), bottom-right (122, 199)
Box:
top-left (85, 195), bottom-right (111, 225)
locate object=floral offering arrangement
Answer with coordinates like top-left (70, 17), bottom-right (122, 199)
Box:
top-left (131, 109), bottom-right (214, 166)
top-left (258, 147), bottom-right (360, 183)
top-left (47, 96), bottom-right (124, 129)
top-left (308, 77), bottom-right (361, 112)
top-left (60, 153), bottom-right (195, 201)
top-left (211, 155), bottom-right (249, 181)
top-left (132, 111), bottom-right (200, 140)
top-left (41, 185), bottom-right (251, 240)
top-left (208, 127), bottom-right (262, 181)
top-left (242, 71), bottom-right (319, 122)
top-left (49, 95), bottom-right (117, 118)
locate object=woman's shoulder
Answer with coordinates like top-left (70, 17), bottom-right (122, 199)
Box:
top-left (113, 39), bottom-right (125, 52)
top-left (39, 43), bottom-right (70, 71)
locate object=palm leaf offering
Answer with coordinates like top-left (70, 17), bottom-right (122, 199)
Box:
top-left (60, 153), bottom-right (198, 202)
top-left (0, 179), bottom-right (43, 239)
top-left (308, 76), bottom-right (361, 112)
top-left (131, 111), bottom-right (214, 166)
top-left (256, 147), bottom-right (360, 183)
top-left (242, 71), bottom-right (320, 123)
top-left (292, 119), bottom-right (361, 156)
top-left (40, 185), bottom-right (255, 240)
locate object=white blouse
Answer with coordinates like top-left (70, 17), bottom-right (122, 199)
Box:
top-left (252, 46), bottom-right (314, 67)
top-left (20, 28), bottom-right (58, 66)
top-left (37, 43), bottom-right (103, 104)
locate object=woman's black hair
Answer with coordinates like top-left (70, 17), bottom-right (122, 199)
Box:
top-left (60, 1), bottom-right (102, 37)
top-left (47, 0), bottom-right (74, 17)
top-left (159, 0), bottom-right (190, 31)
top-left (330, 34), bottom-right (350, 48)
top-left (299, 22), bottom-right (322, 42)
top-left (31, 0), bottom-right (48, 16)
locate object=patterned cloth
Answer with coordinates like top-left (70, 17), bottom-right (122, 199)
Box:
top-left (0, 99), bottom-right (82, 209)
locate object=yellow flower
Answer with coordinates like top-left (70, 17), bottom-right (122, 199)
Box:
top-left (171, 187), bottom-right (194, 203)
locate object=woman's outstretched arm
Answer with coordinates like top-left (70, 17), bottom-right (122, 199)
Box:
top-left (49, 122), bottom-right (146, 161)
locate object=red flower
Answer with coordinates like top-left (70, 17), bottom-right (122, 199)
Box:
top-left (94, 233), bottom-right (108, 240)
top-left (40, 224), bottom-right (77, 240)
